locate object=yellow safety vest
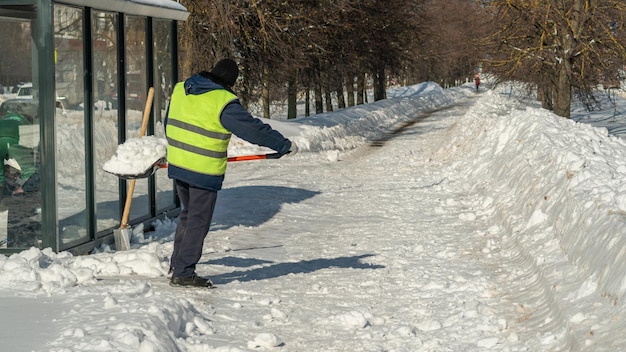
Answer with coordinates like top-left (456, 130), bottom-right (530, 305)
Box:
top-left (166, 84), bottom-right (236, 176)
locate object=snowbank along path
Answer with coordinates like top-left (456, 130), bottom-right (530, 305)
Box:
top-left (432, 90), bottom-right (626, 351)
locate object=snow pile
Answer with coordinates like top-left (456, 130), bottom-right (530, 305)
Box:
top-left (0, 243), bottom-right (170, 293)
top-left (437, 90), bottom-right (626, 300)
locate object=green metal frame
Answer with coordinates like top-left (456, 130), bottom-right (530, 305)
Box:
top-left (36, 0), bottom-right (59, 252)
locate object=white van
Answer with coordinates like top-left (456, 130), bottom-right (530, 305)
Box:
top-left (16, 82), bottom-right (33, 99)
top-left (14, 83), bottom-right (66, 110)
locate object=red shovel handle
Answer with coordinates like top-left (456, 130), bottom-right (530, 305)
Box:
top-left (227, 152), bottom-right (282, 162)
top-left (158, 152), bottom-right (282, 169)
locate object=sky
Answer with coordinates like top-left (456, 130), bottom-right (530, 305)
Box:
top-left (1, 79), bottom-right (626, 351)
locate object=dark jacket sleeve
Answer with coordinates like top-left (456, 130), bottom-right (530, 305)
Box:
top-left (220, 101), bottom-right (292, 155)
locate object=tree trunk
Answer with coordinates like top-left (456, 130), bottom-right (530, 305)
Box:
top-left (357, 73), bottom-right (365, 105)
top-left (262, 65), bottom-right (270, 118)
top-left (324, 86), bottom-right (333, 112)
top-left (240, 72), bottom-right (251, 109)
top-left (287, 78), bottom-right (297, 119)
top-left (314, 79), bottom-right (323, 114)
top-left (346, 76), bottom-right (355, 107)
top-left (537, 84), bottom-right (554, 111)
top-left (305, 88), bottom-right (310, 117)
top-left (336, 80), bottom-right (346, 109)
top-left (373, 66), bottom-right (386, 101)
top-left (554, 64), bottom-right (571, 118)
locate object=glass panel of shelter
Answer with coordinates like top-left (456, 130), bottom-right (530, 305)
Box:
top-left (125, 15), bottom-right (151, 222)
top-left (0, 10), bottom-right (42, 249)
top-left (54, 4), bottom-right (88, 246)
top-left (92, 11), bottom-right (121, 233)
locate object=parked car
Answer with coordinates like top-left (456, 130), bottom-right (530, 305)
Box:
top-left (16, 82), bottom-right (33, 99)
top-left (0, 97), bottom-right (67, 123)
top-left (0, 98), bottom-right (38, 124)
top-left (11, 82), bottom-right (27, 94)
top-left (10, 82), bottom-right (66, 110)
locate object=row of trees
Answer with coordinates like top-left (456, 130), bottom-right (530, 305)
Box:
top-left (2, 1), bottom-right (624, 119)
top-left (179, 0), bottom-right (626, 119)
top-left (178, 0), bottom-right (487, 118)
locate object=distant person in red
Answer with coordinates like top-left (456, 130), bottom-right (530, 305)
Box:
top-left (474, 74), bottom-right (481, 91)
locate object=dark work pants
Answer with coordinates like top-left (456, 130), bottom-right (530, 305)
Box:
top-left (171, 180), bottom-right (218, 278)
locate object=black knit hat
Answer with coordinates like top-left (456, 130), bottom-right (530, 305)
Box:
top-left (209, 59), bottom-right (239, 87)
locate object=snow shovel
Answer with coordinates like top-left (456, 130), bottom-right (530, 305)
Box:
top-left (113, 87), bottom-right (155, 251)
top-left (111, 152), bottom-right (284, 180)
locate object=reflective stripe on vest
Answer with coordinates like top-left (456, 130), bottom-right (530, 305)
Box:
top-left (166, 84), bottom-right (236, 176)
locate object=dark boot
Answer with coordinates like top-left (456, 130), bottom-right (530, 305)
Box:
top-left (170, 274), bottom-right (213, 288)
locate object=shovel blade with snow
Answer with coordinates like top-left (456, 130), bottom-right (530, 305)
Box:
top-left (107, 157), bottom-right (167, 180)
top-left (114, 87), bottom-right (155, 251)
top-left (105, 153), bottom-right (283, 180)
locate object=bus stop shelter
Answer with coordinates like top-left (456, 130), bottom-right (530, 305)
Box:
top-left (0, 0), bottom-right (188, 254)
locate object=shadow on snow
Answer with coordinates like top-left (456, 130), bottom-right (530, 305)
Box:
top-left (211, 185), bottom-right (320, 230)
top-left (206, 254), bottom-right (384, 284)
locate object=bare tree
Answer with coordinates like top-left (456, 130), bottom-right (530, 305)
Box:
top-left (485, 0), bottom-right (626, 118)
top-left (178, 1), bottom-right (235, 77)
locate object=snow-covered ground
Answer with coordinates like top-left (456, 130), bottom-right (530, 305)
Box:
top-left (2, 80), bottom-right (626, 351)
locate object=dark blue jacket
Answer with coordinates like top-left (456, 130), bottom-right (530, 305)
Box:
top-left (164, 74), bottom-right (292, 191)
